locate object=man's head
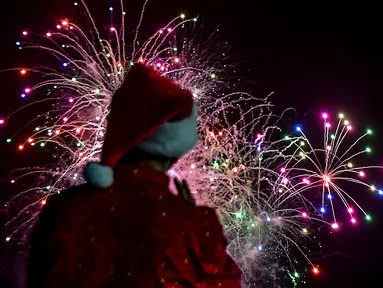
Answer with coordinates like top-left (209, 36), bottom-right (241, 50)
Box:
top-left (83, 64), bottom-right (197, 188)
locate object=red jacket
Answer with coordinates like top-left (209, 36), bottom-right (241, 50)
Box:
top-left (28, 163), bottom-right (242, 287)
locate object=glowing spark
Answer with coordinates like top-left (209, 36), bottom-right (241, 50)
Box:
top-left (331, 223), bottom-right (339, 230)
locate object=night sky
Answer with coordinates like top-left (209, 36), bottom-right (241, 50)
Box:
top-left (1, 0), bottom-right (383, 287)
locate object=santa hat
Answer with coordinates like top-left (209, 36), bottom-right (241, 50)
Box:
top-left (84, 64), bottom-right (198, 188)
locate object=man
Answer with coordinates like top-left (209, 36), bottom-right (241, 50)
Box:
top-left (28, 64), bottom-right (242, 287)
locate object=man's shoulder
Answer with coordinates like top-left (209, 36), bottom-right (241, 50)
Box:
top-left (46, 183), bottom-right (95, 207)
top-left (61, 183), bottom-right (96, 197)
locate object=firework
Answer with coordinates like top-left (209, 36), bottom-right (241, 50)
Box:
top-left (279, 113), bottom-right (380, 229)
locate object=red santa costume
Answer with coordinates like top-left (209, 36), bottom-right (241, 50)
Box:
top-left (27, 64), bottom-right (242, 287)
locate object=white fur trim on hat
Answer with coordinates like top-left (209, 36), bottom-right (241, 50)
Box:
top-left (83, 162), bottom-right (114, 189)
top-left (138, 103), bottom-right (198, 157)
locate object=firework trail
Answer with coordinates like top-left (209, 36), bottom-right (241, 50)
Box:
top-left (1, 1), bottom-right (382, 287)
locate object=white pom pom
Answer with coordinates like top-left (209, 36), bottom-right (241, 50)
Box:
top-left (83, 162), bottom-right (114, 189)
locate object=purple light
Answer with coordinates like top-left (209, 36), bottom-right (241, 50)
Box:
top-left (331, 223), bottom-right (339, 230)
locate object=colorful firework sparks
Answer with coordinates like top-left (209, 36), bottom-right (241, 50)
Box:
top-left (1, 1), bottom-right (382, 287)
top-left (279, 112), bottom-right (380, 230)
top-left (2, 2), bottom-right (225, 232)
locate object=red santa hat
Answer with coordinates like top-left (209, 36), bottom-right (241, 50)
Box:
top-left (84, 64), bottom-right (198, 188)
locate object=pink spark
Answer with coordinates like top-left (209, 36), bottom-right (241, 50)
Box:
top-left (61, 20), bottom-right (69, 26)
top-left (331, 223), bottom-right (339, 230)
top-left (174, 57), bottom-right (180, 63)
top-left (325, 123), bottom-right (331, 128)
top-left (56, 25), bottom-right (61, 29)
top-left (347, 125), bottom-right (352, 131)
top-left (11, 180), bottom-right (15, 184)
top-left (0, 119), bottom-right (4, 125)
top-left (359, 171), bottom-right (365, 177)
top-left (156, 63), bottom-right (162, 67)
top-left (327, 145), bottom-right (332, 151)
top-left (110, 27), bottom-right (116, 31)
top-left (69, 98), bottom-right (74, 103)
top-left (282, 178), bottom-right (289, 185)
top-left (167, 27), bottom-right (172, 32)
top-left (24, 88), bottom-right (31, 93)
top-left (280, 167), bottom-right (286, 173)
top-left (302, 212), bottom-right (308, 218)
top-left (46, 32), bottom-right (52, 37)
top-left (218, 131), bottom-right (223, 136)
top-left (159, 30), bottom-right (164, 34)
top-left (22, 31), bottom-right (28, 36)
top-left (351, 218), bottom-right (357, 224)
top-left (302, 178), bottom-right (311, 185)
top-left (63, 117), bottom-right (68, 123)
top-left (348, 207), bottom-right (354, 214)
top-left (322, 113), bottom-right (328, 119)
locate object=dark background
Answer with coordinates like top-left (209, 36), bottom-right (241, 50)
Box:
top-left (1, 0), bottom-right (383, 287)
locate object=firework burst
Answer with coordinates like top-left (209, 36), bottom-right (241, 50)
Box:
top-left (279, 113), bottom-right (380, 229)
